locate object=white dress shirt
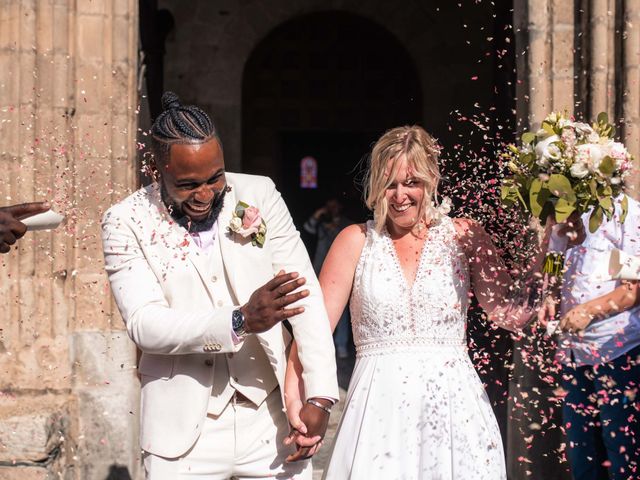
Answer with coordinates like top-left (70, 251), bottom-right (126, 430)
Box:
top-left (558, 195), bottom-right (640, 365)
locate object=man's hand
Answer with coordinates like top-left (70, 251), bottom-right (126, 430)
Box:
top-left (284, 397), bottom-right (331, 462)
top-left (0, 202), bottom-right (50, 253)
top-left (241, 271), bottom-right (309, 334)
top-left (560, 304), bottom-right (594, 333)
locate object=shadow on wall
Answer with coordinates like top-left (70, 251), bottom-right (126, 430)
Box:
top-left (105, 464), bottom-right (132, 480)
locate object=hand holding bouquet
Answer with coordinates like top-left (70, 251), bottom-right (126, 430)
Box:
top-left (501, 112), bottom-right (632, 273)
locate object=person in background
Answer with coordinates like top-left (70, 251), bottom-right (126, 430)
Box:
top-left (304, 197), bottom-right (353, 358)
top-left (0, 202), bottom-right (50, 253)
top-left (539, 195), bottom-right (640, 480)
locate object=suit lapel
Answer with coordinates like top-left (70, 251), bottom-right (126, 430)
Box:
top-left (218, 181), bottom-right (244, 300)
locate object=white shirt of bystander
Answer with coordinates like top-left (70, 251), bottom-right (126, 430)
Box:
top-left (559, 195), bottom-right (640, 365)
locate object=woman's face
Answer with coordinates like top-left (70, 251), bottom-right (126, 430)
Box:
top-left (384, 155), bottom-right (425, 232)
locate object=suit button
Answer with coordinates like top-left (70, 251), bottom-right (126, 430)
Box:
top-left (228, 353), bottom-right (234, 359)
top-left (211, 275), bottom-right (218, 282)
top-left (205, 359), bottom-right (214, 366)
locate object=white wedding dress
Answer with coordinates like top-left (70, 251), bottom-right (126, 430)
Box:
top-left (323, 217), bottom-right (506, 479)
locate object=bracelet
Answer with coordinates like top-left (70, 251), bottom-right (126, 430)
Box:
top-left (306, 399), bottom-right (332, 414)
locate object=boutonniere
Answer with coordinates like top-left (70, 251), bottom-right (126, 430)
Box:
top-left (228, 201), bottom-right (267, 247)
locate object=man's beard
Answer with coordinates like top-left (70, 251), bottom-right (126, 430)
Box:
top-left (161, 183), bottom-right (227, 233)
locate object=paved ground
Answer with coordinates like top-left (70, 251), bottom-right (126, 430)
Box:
top-left (311, 353), bottom-right (355, 479)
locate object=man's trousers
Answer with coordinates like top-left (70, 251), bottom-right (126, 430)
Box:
top-left (143, 389), bottom-right (312, 479)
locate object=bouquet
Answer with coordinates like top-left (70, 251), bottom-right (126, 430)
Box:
top-left (501, 111), bottom-right (632, 274)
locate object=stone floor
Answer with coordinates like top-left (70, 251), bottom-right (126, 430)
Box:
top-left (311, 351), bottom-right (355, 479)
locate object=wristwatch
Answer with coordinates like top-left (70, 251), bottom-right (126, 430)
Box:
top-left (232, 309), bottom-right (248, 338)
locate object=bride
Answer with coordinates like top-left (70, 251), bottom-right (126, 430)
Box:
top-left (284, 125), bottom-right (575, 479)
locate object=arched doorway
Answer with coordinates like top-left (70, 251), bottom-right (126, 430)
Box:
top-left (241, 11), bottom-right (422, 227)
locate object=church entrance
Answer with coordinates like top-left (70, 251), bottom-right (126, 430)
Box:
top-left (242, 11), bottom-right (422, 227)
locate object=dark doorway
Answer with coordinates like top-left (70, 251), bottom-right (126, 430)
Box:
top-left (242, 11), bottom-right (422, 217)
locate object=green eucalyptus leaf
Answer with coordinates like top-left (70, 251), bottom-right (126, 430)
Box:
top-left (529, 179), bottom-right (550, 217)
top-left (589, 206), bottom-right (604, 233)
top-left (500, 185), bottom-right (511, 201)
top-left (555, 197), bottom-right (576, 223)
top-left (542, 122), bottom-right (555, 136)
top-left (547, 174), bottom-right (576, 202)
top-left (621, 194), bottom-right (629, 224)
top-left (598, 195), bottom-right (613, 213)
top-left (597, 112), bottom-right (609, 125)
top-left (521, 132), bottom-right (536, 145)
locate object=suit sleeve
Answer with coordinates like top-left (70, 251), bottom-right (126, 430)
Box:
top-left (101, 208), bottom-right (238, 355)
top-left (261, 179), bottom-right (340, 400)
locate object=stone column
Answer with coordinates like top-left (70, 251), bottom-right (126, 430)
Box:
top-left (590, 0), bottom-right (617, 120)
top-left (0, 1), bottom-right (140, 479)
top-left (623, 0), bottom-right (640, 193)
top-left (521, 0), bottom-right (576, 128)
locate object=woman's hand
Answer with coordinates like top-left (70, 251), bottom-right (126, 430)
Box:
top-left (556, 211), bottom-right (586, 248)
top-left (537, 295), bottom-right (557, 328)
top-left (284, 383), bottom-right (306, 437)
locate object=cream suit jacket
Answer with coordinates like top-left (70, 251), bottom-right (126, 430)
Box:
top-left (101, 173), bottom-right (339, 459)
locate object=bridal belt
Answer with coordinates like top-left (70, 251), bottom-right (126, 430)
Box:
top-left (356, 336), bottom-right (466, 357)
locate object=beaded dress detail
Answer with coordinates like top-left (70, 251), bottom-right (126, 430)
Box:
top-left (323, 217), bottom-right (506, 479)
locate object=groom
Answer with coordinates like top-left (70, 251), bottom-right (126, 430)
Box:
top-left (102, 92), bottom-right (338, 479)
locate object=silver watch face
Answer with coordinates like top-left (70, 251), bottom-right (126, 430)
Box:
top-left (232, 309), bottom-right (245, 332)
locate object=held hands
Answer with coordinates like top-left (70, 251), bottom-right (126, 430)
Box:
top-left (240, 270), bottom-right (309, 334)
top-left (0, 202), bottom-right (50, 253)
top-left (284, 397), bottom-right (331, 462)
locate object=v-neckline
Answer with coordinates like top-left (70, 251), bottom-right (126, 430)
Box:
top-left (384, 226), bottom-right (430, 291)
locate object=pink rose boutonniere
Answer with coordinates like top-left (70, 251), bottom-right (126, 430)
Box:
top-left (228, 201), bottom-right (267, 247)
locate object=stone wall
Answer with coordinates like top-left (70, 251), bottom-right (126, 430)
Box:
top-left (0, 1), bottom-right (140, 479)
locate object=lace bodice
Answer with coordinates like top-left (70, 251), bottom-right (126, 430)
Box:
top-left (350, 216), bottom-right (470, 355)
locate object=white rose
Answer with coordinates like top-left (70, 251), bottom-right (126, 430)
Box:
top-left (534, 134), bottom-right (561, 165)
top-left (575, 143), bottom-right (606, 172)
top-left (229, 216), bottom-right (242, 232)
top-left (569, 160), bottom-right (590, 178)
top-left (547, 143), bottom-right (562, 160)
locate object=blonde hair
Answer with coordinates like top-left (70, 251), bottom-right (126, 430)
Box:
top-left (364, 125), bottom-right (441, 232)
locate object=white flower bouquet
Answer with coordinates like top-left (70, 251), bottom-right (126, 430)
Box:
top-left (501, 112), bottom-right (633, 274)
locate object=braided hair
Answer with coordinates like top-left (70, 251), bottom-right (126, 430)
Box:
top-left (150, 92), bottom-right (221, 165)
